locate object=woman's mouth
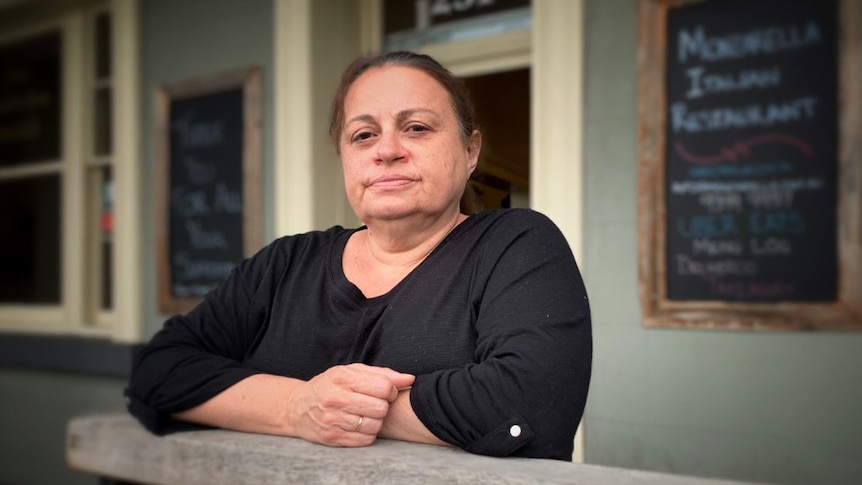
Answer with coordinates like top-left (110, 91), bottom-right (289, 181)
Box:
top-left (369, 176), bottom-right (415, 189)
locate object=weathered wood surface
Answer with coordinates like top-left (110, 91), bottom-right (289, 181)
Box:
top-left (67, 413), bottom-right (759, 485)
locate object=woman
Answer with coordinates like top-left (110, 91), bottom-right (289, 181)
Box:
top-left (126, 51), bottom-right (591, 460)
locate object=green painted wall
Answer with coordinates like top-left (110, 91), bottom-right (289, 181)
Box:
top-left (0, 368), bottom-right (126, 485)
top-left (581, 2), bottom-right (862, 484)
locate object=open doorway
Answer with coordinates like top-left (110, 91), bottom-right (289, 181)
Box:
top-left (463, 68), bottom-right (530, 210)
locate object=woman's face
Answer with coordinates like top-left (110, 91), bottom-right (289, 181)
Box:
top-left (339, 65), bottom-right (480, 225)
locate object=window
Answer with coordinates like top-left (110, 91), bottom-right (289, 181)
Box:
top-left (0, 1), bottom-right (138, 338)
top-left (87, 9), bottom-right (115, 324)
top-left (0, 31), bottom-right (63, 306)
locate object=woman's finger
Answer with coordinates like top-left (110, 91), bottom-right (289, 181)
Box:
top-left (340, 364), bottom-right (414, 401)
top-left (341, 414), bottom-right (383, 436)
top-left (349, 364), bottom-right (416, 392)
top-left (337, 391), bottom-right (390, 419)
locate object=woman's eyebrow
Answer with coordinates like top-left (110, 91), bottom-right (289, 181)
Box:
top-left (344, 114), bottom-right (376, 127)
top-left (397, 109), bottom-right (438, 123)
top-left (345, 109), bottom-right (439, 127)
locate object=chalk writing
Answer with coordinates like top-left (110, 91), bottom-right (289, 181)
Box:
top-left (677, 23), bottom-right (823, 63)
top-left (746, 189), bottom-right (794, 210)
top-left (675, 255), bottom-right (759, 277)
top-left (749, 211), bottom-right (806, 234)
top-left (670, 96), bottom-right (818, 133)
top-left (692, 238), bottom-right (744, 256)
top-left (214, 182), bottom-right (242, 214)
top-left (183, 156), bottom-right (216, 184)
top-left (688, 162), bottom-right (794, 179)
top-left (167, 87), bottom-right (246, 298)
top-left (185, 220), bottom-right (228, 250)
top-left (707, 280), bottom-right (795, 299)
top-left (750, 237), bottom-right (792, 255)
top-left (685, 66), bottom-right (781, 99)
top-left (171, 187), bottom-right (211, 217)
top-left (675, 133), bottom-right (812, 165)
top-left (677, 214), bottom-right (738, 238)
top-left (172, 110), bottom-right (226, 149)
top-left (671, 178), bottom-right (825, 195)
top-left (698, 192), bottom-right (743, 212)
top-left (172, 251), bottom-right (236, 281)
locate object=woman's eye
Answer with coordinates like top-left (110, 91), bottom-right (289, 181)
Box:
top-left (352, 132), bottom-right (373, 142)
top-left (406, 124), bottom-right (428, 133)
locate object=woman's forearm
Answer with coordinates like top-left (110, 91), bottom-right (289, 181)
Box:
top-left (379, 389), bottom-right (449, 447)
top-left (172, 364), bottom-right (416, 448)
top-left (172, 373), bottom-right (301, 436)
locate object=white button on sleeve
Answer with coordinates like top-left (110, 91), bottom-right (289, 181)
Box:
top-left (509, 425), bottom-right (522, 438)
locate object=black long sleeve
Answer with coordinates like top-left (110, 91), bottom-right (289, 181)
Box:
top-left (126, 209), bottom-right (591, 460)
top-left (408, 210), bottom-right (591, 459)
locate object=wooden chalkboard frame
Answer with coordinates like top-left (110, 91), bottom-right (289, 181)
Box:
top-left (155, 67), bottom-right (262, 315)
top-left (637, 0), bottom-right (862, 330)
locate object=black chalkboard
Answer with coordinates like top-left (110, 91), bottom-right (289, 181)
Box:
top-left (664, 0), bottom-right (838, 302)
top-left (156, 68), bottom-right (262, 315)
top-left (168, 88), bottom-right (245, 298)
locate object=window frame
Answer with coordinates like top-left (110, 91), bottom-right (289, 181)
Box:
top-left (0, 0), bottom-right (141, 341)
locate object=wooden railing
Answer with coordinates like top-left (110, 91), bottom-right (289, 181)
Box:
top-left (67, 413), bottom-right (756, 485)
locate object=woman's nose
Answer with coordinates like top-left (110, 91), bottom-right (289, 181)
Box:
top-left (375, 131), bottom-right (406, 163)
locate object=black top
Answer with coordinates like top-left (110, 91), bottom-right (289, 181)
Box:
top-left (126, 209), bottom-right (592, 460)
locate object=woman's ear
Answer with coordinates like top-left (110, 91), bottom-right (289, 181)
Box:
top-left (466, 130), bottom-right (482, 175)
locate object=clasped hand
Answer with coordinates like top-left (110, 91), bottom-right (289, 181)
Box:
top-left (286, 363), bottom-right (414, 447)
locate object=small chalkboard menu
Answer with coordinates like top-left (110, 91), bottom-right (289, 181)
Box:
top-left (638, 0), bottom-right (862, 330)
top-left (155, 68), bottom-right (262, 315)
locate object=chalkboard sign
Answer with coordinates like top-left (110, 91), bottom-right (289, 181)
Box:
top-left (665, 0), bottom-right (838, 302)
top-left (156, 68), bottom-right (262, 315)
top-left (638, 0), bottom-right (862, 329)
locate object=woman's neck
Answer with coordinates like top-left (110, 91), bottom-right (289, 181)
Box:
top-left (363, 211), bottom-right (466, 268)
top-left (343, 211), bottom-right (468, 298)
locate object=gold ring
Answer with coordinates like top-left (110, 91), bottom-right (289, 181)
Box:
top-left (354, 415), bottom-right (364, 432)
